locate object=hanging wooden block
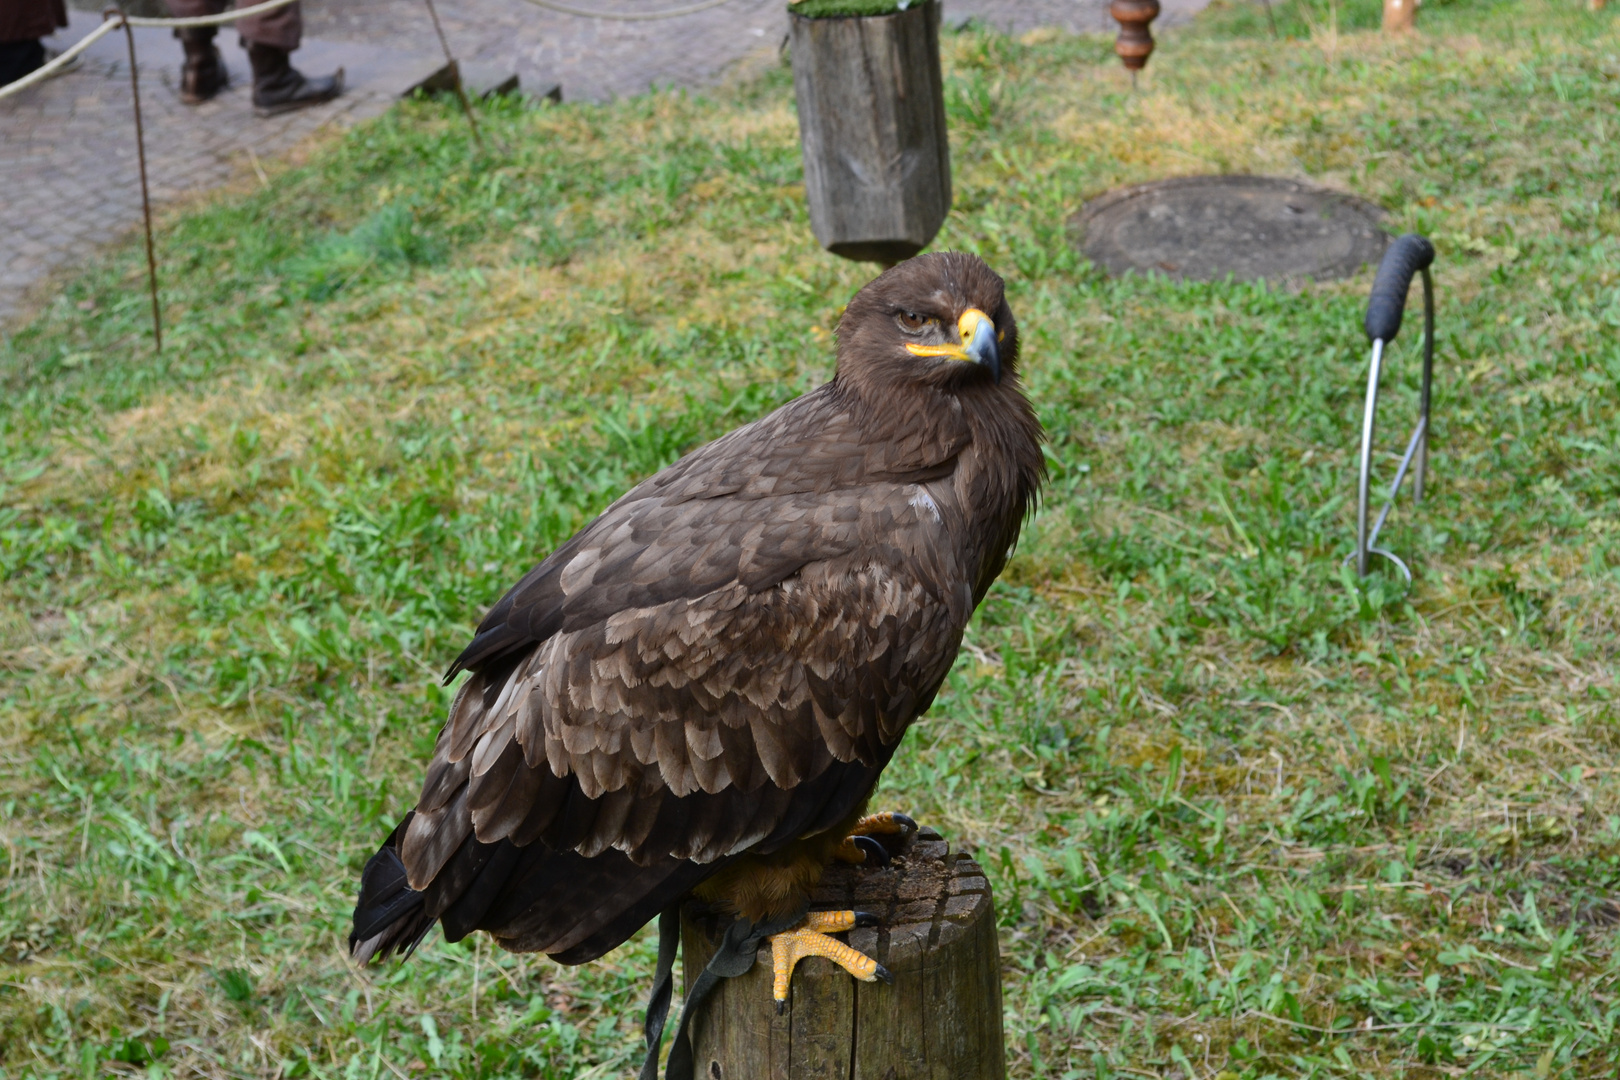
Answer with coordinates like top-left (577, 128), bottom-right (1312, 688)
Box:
top-left (789, 1), bottom-right (952, 265)
top-left (1110, 0), bottom-right (1161, 71)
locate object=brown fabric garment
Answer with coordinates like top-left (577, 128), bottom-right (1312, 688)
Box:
top-left (0, 0), bottom-right (67, 45)
top-left (351, 252), bottom-right (1047, 967)
top-left (163, 0), bottom-right (299, 50)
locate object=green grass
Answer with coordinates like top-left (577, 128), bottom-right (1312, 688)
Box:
top-left (789, 0), bottom-right (912, 18)
top-left (4, 0), bottom-right (1620, 1076)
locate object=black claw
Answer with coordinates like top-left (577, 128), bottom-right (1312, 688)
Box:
top-left (874, 963), bottom-right (893, 985)
top-left (890, 813), bottom-right (918, 833)
top-left (852, 835), bottom-right (889, 867)
top-left (853, 911), bottom-right (881, 928)
top-left (776, 999), bottom-right (788, 1016)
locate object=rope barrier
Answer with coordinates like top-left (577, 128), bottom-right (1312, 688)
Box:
top-left (3, 0), bottom-right (488, 355)
top-left (518, 0), bottom-right (741, 20)
top-left (2, 0), bottom-right (365, 353)
top-left (0, 0), bottom-right (301, 103)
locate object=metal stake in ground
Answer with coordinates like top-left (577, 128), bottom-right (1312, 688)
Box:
top-left (421, 0), bottom-right (485, 155)
top-left (111, 9), bottom-right (162, 352)
top-left (1350, 233), bottom-right (1437, 582)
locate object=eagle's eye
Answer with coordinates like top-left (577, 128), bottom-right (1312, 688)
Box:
top-left (896, 310), bottom-right (930, 333)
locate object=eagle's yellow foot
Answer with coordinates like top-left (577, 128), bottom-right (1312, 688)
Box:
top-left (769, 911), bottom-right (890, 1013)
top-left (852, 812), bottom-right (916, 837)
top-left (834, 812), bottom-right (917, 865)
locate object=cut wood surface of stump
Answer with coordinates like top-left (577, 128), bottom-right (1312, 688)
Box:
top-left (789, 1), bottom-right (952, 265)
top-left (680, 826), bottom-right (1003, 1080)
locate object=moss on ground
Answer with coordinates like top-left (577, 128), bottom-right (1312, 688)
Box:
top-left (789, 0), bottom-right (914, 18)
top-left (4, 0), bottom-right (1620, 1076)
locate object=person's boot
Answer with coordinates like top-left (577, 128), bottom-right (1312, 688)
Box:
top-left (246, 41), bottom-right (342, 117)
top-left (176, 27), bottom-right (227, 104)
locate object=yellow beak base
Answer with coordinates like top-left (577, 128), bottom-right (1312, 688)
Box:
top-left (905, 308), bottom-right (994, 361)
top-left (904, 308), bottom-right (1001, 381)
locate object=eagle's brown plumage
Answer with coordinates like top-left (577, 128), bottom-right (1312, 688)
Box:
top-left (350, 252), bottom-right (1044, 967)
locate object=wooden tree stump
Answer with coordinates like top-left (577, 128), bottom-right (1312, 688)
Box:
top-left (680, 827), bottom-right (1002, 1080)
top-left (788, 2), bottom-right (952, 266)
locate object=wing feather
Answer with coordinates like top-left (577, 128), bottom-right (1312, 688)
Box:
top-left (402, 784), bottom-right (473, 889)
top-left (418, 751), bottom-right (470, 814)
top-left (507, 767), bottom-right (572, 847)
top-left (469, 746), bottom-right (542, 841)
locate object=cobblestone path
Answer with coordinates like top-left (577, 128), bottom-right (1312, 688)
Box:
top-left (2, 0), bottom-right (1208, 327)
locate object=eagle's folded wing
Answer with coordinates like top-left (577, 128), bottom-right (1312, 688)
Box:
top-left (405, 548), bottom-right (962, 873)
top-left (408, 482), bottom-right (966, 837)
top-left (378, 390), bottom-right (975, 963)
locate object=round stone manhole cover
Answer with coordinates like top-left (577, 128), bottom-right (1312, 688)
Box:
top-left (1072, 175), bottom-right (1389, 283)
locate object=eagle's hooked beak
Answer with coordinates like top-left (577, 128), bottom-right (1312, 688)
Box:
top-left (905, 308), bottom-right (1002, 383)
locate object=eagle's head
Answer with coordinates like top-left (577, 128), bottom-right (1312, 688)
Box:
top-left (834, 252), bottom-right (1019, 393)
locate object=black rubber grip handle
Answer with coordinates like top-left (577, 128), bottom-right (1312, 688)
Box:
top-left (1364, 233), bottom-right (1435, 343)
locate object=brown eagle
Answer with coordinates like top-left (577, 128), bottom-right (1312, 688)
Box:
top-left (349, 252), bottom-right (1043, 1011)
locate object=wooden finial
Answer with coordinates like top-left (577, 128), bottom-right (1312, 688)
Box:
top-left (1382, 0), bottom-right (1416, 32)
top-left (1110, 0), bottom-right (1161, 72)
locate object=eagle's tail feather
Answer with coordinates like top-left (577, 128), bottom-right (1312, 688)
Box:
top-left (437, 835), bottom-right (524, 941)
top-left (349, 814), bottom-right (436, 965)
top-left (446, 838), bottom-right (716, 963)
top-left (521, 854), bottom-right (719, 964)
top-left (351, 810), bottom-right (716, 966)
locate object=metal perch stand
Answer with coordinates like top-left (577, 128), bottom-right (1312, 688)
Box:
top-left (1350, 233), bottom-right (1436, 582)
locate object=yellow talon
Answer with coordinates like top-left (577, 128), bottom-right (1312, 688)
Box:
top-left (852, 811), bottom-right (915, 837)
top-left (834, 837), bottom-right (867, 864)
top-left (835, 813), bottom-right (915, 864)
top-left (768, 913), bottom-right (889, 1007)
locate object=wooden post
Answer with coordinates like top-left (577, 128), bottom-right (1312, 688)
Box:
top-left (680, 827), bottom-right (1003, 1080)
top-left (1382, 0), bottom-right (1416, 32)
top-left (789, 2), bottom-right (952, 266)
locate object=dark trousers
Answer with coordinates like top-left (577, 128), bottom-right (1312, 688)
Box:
top-left (0, 0), bottom-right (67, 85)
top-left (0, 37), bottom-right (41, 85)
top-left (164, 0), bottom-right (300, 50)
